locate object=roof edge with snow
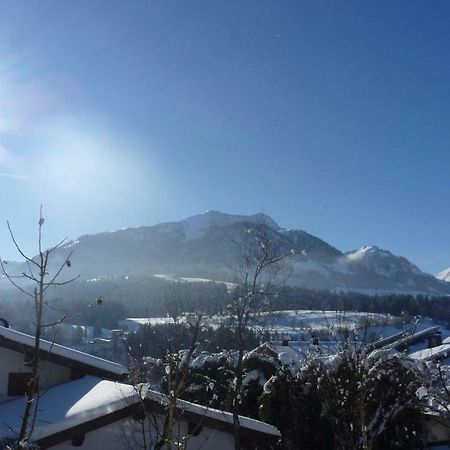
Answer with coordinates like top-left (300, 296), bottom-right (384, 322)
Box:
top-left (0, 326), bottom-right (128, 380)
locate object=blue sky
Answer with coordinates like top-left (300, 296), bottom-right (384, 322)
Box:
top-left (0, 1), bottom-right (449, 273)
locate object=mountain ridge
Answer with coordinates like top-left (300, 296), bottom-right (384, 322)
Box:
top-left (7, 211), bottom-right (450, 296)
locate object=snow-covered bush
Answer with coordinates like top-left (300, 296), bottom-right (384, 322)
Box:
top-left (162, 345), bottom-right (281, 419)
top-left (260, 367), bottom-right (332, 449)
top-left (161, 351), bottom-right (235, 410)
top-left (260, 348), bottom-right (426, 450)
top-left (423, 360), bottom-right (450, 419)
top-left (239, 345), bottom-right (280, 418)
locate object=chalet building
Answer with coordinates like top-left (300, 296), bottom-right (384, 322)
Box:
top-left (0, 325), bottom-right (280, 449)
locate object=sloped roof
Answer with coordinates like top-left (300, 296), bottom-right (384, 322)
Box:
top-left (381, 326), bottom-right (440, 351)
top-left (409, 343), bottom-right (450, 362)
top-left (144, 388), bottom-right (280, 439)
top-left (0, 376), bottom-right (280, 447)
top-left (0, 326), bottom-right (128, 380)
top-left (0, 376), bottom-right (139, 446)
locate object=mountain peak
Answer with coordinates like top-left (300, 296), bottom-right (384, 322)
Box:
top-left (202, 210), bottom-right (279, 227)
top-left (179, 211), bottom-right (280, 241)
top-left (361, 245), bottom-right (380, 252)
top-left (345, 245), bottom-right (423, 279)
top-left (346, 245), bottom-right (388, 260)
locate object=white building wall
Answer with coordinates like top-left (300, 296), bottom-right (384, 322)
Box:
top-left (0, 347), bottom-right (71, 404)
top-left (186, 426), bottom-right (235, 450)
top-left (48, 416), bottom-right (236, 450)
top-left (48, 422), bottom-right (132, 450)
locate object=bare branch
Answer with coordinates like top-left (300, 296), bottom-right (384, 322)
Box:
top-left (42, 250), bottom-right (75, 292)
top-left (47, 236), bottom-right (69, 254)
top-left (6, 221), bottom-right (39, 268)
top-left (44, 275), bottom-right (80, 287)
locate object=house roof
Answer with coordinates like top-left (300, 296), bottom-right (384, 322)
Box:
top-left (0, 325), bottom-right (128, 380)
top-left (0, 376), bottom-right (139, 447)
top-left (409, 343), bottom-right (450, 362)
top-left (0, 376), bottom-right (280, 447)
top-left (144, 388), bottom-right (281, 440)
top-left (389, 326), bottom-right (441, 351)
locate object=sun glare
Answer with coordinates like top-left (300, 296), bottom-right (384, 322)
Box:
top-left (33, 119), bottom-right (154, 207)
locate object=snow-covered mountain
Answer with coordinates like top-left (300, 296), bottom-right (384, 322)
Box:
top-left (335, 245), bottom-right (445, 295)
top-left (436, 267), bottom-right (450, 283)
top-left (11, 211), bottom-right (450, 296)
top-left (285, 243), bottom-right (447, 295)
top-left (345, 245), bottom-right (422, 277)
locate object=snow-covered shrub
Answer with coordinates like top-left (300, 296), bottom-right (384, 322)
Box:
top-left (240, 345), bottom-right (280, 418)
top-left (316, 348), bottom-right (425, 449)
top-left (260, 367), bottom-right (333, 450)
top-left (260, 348), bottom-right (426, 450)
top-left (161, 345), bottom-right (281, 419)
top-left (161, 351), bottom-right (235, 410)
top-left (423, 360), bottom-right (450, 419)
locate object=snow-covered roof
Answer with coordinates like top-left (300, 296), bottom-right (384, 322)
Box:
top-left (409, 343), bottom-right (450, 362)
top-left (0, 325), bottom-right (128, 379)
top-left (0, 376), bottom-right (280, 445)
top-left (0, 376), bottom-right (138, 442)
top-left (365, 330), bottom-right (408, 352)
top-left (389, 326), bottom-right (440, 351)
top-left (145, 389), bottom-right (280, 437)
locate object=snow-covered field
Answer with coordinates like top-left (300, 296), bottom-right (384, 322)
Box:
top-left (245, 310), bottom-right (404, 341)
top-left (121, 309), bottom-right (399, 339)
top-left (120, 309), bottom-right (450, 345)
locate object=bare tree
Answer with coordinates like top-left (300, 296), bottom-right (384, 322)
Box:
top-left (226, 221), bottom-right (294, 449)
top-left (0, 208), bottom-right (87, 449)
top-left (124, 286), bottom-right (210, 450)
